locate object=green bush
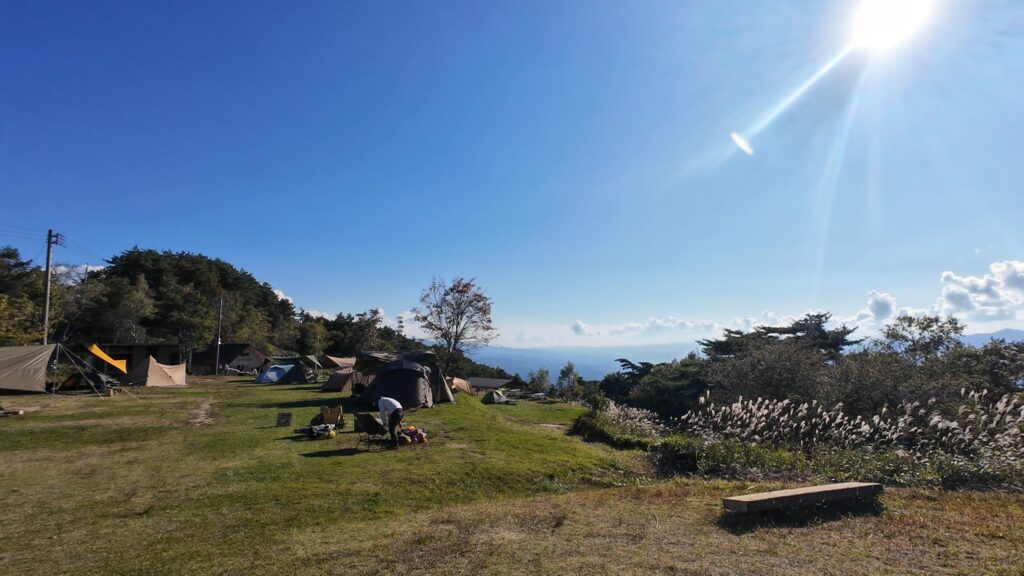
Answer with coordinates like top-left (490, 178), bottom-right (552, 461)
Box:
top-left (650, 439), bottom-right (1024, 489)
top-left (654, 436), bottom-right (808, 478)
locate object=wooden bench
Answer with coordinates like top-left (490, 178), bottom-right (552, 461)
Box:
top-left (722, 482), bottom-right (883, 513)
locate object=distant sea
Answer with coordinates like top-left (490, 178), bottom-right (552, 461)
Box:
top-left (468, 329), bottom-right (1024, 380)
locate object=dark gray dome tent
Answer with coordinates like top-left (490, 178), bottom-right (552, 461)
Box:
top-left (356, 350), bottom-right (454, 409)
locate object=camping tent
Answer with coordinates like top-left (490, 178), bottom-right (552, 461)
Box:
top-left (354, 350), bottom-right (454, 408)
top-left (358, 359), bottom-right (436, 409)
top-left (0, 345), bottom-right (56, 393)
top-left (58, 371), bottom-right (120, 391)
top-left (270, 355), bottom-right (322, 370)
top-left (255, 364), bottom-right (307, 384)
top-left (447, 377), bottom-right (474, 395)
top-left (322, 369), bottom-right (352, 392)
top-left (128, 355), bottom-right (187, 387)
top-left (482, 390), bottom-right (508, 404)
top-left (324, 355), bottom-right (355, 369)
top-left (267, 355), bottom-right (319, 382)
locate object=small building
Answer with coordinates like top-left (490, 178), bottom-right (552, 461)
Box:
top-left (191, 343), bottom-right (268, 374)
top-left (467, 377), bottom-right (513, 390)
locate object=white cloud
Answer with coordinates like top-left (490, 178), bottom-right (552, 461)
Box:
top-left (938, 261), bottom-right (1024, 322)
top-left (606, 317), bottom-right (720, 337)
top-left (866, 290), bottom-right (896, 322)
top-left (570, 320), bottom-right (597, 336)
top-left (304, 310), bottom-right (334, 319)
top-left (731, 311), bottom-right (799, 333)
top-left (273, 289), bottom-right (293, 303)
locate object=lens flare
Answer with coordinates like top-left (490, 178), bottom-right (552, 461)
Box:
top-left (851, 0), bottom-right (933, 51)
top-left (730, 132), bottom-right (754, 155)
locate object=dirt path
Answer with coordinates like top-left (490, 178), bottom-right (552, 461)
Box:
top-left (182, 399), bottom-right (217, 426)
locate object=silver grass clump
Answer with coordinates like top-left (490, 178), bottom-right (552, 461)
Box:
top-left (603, 401), bottom-right (667, 438)
top-left (666, 391), bottom-right (1024, 463)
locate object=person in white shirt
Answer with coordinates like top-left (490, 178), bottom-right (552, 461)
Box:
top-left (377, 397), bottom-right (404, 449)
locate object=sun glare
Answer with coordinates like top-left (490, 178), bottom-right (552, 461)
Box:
top-left (851, 0), bottom-right (933, 51)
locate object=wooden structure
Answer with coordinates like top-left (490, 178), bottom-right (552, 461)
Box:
top-left (722, 482), bottom-right (883, 513)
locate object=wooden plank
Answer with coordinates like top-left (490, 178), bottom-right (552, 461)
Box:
top-left (722, 482), bottom-right (883, 513)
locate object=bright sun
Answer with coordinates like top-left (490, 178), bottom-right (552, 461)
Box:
top-left (851, 0), bottom-right (934, 51)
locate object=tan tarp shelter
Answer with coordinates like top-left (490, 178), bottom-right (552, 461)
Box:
top-left (447, 377), bottom-right (474, 395)
top-left (87, 343), bottom-right (127, 374)
top-left (128, 355), bottom-right (187, 387)
top-left (322, 369), bottom-right (353, 392)
top-left (324, 355), bottom-right (356, 369)
top-left (0, 345), bottom-right (56, 393)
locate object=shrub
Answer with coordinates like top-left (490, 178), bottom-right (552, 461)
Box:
top-left (654, 436), bottom-right (808, 479)
top-left (570, 403), bottom-right (665, 450)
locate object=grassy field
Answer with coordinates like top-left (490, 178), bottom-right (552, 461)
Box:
top-left (2, 377), bottom-right (1022, 575)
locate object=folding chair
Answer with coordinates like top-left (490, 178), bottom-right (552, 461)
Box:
top-left (321, 405), bottom-right (344, 429)
top-left (354, 412), bottom-right (389, 450)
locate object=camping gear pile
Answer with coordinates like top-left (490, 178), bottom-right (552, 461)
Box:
top-left (397, 425), bottom-right (428, 446)
top-left (293, 405), bottom-right (345, 440)
top-left (294, 423), bottom-right (337, 440)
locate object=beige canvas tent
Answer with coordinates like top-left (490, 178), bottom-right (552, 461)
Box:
top-left (447, 376), bottom-right (474, 395)
top-left (128, 355), bottom-right (187, 387)
top-left (324, 355), bottom-right (356, 369)
top-left (322, 369), bottom-right (353, 392)
top-left (0, 345), bottom-right (56, 393)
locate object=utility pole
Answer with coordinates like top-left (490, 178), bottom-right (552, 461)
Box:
top-left (42, 229), bottom-right (65, 345)
top-left (214, 294), bottom-right (224, 375)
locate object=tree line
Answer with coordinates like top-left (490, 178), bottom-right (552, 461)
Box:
top-left (547, 312), bottom-right (1023, 420)
top-left (0, 246), bottom-right (511, 378)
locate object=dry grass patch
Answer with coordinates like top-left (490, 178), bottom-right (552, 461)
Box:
top-left (182, 398), bottom-right (218, 426)
top-left (290, 481), bottom-right (1024, 576)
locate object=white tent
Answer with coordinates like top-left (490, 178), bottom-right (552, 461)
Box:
top-left (0, 345), bottom-right (56, 393)
top-left (128, 355), bottom-right (187, 387)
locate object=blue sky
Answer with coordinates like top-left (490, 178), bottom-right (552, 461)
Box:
top-left (2, 0), bottom-right (1022, 347)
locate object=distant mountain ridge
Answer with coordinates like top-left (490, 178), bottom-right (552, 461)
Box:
top-left (469, 329), bottom-right (1024, 381)
top-left (959, 329), bottom-right (1024, 347)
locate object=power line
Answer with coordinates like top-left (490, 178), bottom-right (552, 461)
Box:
top-left (0, 231), bottom-right (46, 242)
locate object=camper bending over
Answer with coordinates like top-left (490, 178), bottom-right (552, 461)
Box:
top-left (378, 397), bottom-right (404, 449)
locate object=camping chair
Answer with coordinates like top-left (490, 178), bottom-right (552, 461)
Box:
top-left (354, 412), bottom-right (389, 450)
top-left (321, 405), bottom-right (344, 429)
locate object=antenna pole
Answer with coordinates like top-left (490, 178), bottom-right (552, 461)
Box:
top-left (42, 229), bottom-right (64, 345)
top-left (214, 294), bottom-right (224, 375)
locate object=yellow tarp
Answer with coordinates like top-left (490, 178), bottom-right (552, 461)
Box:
top-left (88, 344), bottom-right (127, 374)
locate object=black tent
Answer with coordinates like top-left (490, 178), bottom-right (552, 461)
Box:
top-left (355, 350), bottom-right (454, 409)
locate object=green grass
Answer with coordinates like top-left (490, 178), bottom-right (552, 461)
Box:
top-left (0, 378), bottom-right (635, 575)
top-left (2, 378), bottom-right (1021, 575)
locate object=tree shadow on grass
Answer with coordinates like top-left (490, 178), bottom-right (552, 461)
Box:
top-left (254, 395), bottom-right (362, 411)
top-left (300, 447), bottom-right (369, 458)
top-left (717, 497), bottom-right (885, 535)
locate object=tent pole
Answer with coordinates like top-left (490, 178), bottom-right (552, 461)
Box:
top-left (51, 344), bottom-right (61, 395)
